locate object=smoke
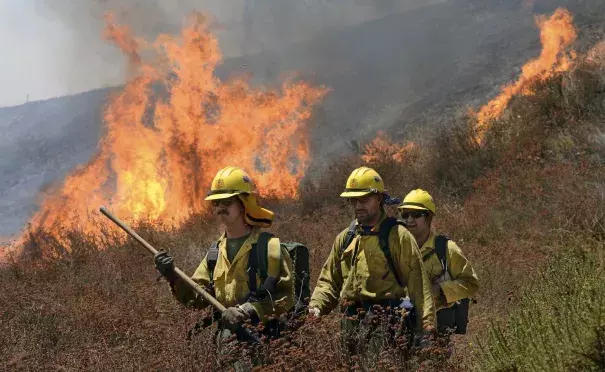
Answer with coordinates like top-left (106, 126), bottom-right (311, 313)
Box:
top-left (31, 0), bottom-right (444, 98)
top-left (25, 0), bottom-right (589, 162)
top-left (31, 0), bottom-right (227, 97)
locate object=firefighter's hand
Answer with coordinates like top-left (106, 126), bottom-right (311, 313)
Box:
top-left (308, 307), bottom-right (320, 317)
top-left (432, 283), bottom-right (448, 308)
top-left (154, 251), bottom-right (175, 276)
top-left (222, 306), bottom-right (249, 331)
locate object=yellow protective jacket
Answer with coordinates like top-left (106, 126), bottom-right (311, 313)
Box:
top-left (309, 214), bottom-right (436, 330)
top-left (420, 232), bottom-right (479, 311)
top-left (170, 227), bottom-right (295, 321)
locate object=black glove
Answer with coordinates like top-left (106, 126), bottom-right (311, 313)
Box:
top-left (154, 251), bottom-right (175, 276)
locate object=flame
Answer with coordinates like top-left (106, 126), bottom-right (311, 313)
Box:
top-left (473, 8), bottom-right (577, 143)
top-left (8, 12), bottom-right (327, 255)
top-left (361, 131), bottom-right (418, 164)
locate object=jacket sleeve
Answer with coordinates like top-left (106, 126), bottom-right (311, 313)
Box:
top-left (168, 255), bottom-right (212, 309)
top-left (308, 230), bottom-right (347, 314)
top-left (439, 241), bottom-right (479, 304)
top-left (392, 226), bottom-right (436, 331)
top-left (249, 239), bottom-right (295, 320)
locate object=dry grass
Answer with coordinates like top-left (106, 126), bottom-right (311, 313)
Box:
top-left (3, 42), bottom-right (605, 371)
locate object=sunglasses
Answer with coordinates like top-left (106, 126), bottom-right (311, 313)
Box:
top-left (211, 199), bottom-right (236, 208)
top-left (400, 210), bottom-right (428, 219)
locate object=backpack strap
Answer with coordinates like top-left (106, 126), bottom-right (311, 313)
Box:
top-left (255, 232), bottom-right (273, 281)
top-left (335, 219), bottom-right (358, 276)
top-left (207, 233), bottom-right (278, 301)
top-left (435, 235), bottom-right (449, 277)
top-left (340, 219), bottom-right (358, 256)
top-left (377, 217), bottom-right (405, 287)
top-left (248, 241), bottom-right (259, 296)
top-left (247, 232), bottom-right (275, 300)
top-left (206, 241), bottom-right (219, 284)
top-left (337, 218), bottom-right (405, 287)
top-left (422, 235), bottom-right (449, 277)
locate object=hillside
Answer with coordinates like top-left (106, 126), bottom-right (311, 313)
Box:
top-left (0, 89), bottom-right (110, 237)
top-left (3, 0), bottom-right (604, 238)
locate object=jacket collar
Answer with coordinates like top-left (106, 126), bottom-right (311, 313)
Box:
top-left (217, 226), bottom-right (260, 267)
top-left (418, 231), bottom-right (436, 255)
top-left (341, 212), bottom-right (388, 255)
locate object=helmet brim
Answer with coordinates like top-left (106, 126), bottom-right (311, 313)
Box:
top-left (204, 192), bottom-right (242, 201)
top-left (340, 190), bottom-right (374, 198)
top-left (398, 204), bottom-right (430, 211)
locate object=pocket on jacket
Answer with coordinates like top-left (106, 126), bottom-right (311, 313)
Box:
top-left (364, 249), bottom-right (389, 280)
top-left (213, 263), bottom-right (226, 282)
top-left (340, 246), bottom-right (355, 278)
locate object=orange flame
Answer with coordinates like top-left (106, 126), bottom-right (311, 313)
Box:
top-left (474, 8), bottom-right (577, 143)
top-left (10, 12), bottom-right (327, 254)
top-left (361, 131), bottom-right (418, 164)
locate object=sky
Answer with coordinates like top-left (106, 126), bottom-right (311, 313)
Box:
top-left (0, 0), bottom-right (237, 107)
top-left (0, 1), bottom-right (79, 106)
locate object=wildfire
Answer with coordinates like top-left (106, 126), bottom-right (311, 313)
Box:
top-left (10, 12), bottom-right (327, 255)
top-left (473, 8), bottom-right (577, 143)
top-left (361, 131), bottom-right (418, 164)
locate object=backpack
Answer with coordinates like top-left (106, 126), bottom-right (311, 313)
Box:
top-left (206, 232), bottom-right (311, 315)
top-left (339, 216), bottom-right (406, 287)
top-left (422, 235), bottom-right (470, 334)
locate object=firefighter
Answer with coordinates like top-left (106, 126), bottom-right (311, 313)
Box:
top-left (399, 189), bottom-right (479, 334)
top-left (308, 167), bottom-right (436, 357)
top-left (154, 166), bottom-right (294, 344)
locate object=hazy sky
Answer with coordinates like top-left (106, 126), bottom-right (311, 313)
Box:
top-left (0, 1), bottom-right (78, 107)
top-left (0, 0), bottom-right (238, 107)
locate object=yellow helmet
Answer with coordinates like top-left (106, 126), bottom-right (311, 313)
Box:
top-left (398, 189), bottom-right (436, 214)
top-left (205, 166), bottom-right (256, 201)
top-left (340, 167), bottom-right (385, 198)
top-left (205, 166), bottom-right (274, 227)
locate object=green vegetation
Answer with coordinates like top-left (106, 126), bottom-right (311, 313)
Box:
top-left (476, 248), bottom-right (605, 371)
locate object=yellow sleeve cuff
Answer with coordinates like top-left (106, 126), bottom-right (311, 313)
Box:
top-left (249, 301), bottom-right (265, 321)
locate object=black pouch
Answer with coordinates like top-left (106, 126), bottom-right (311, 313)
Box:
top-left (454, 298), bottom-right (470, 334)
top-left (436, 298), bottom-right (470, 334)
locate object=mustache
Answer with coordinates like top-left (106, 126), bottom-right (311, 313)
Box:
top-left (355, 209), bottom-right (368, 214)
top-left (217, 209), bottom-right (229, 215)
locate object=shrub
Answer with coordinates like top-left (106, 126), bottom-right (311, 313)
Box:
top-left (473, 245), bottom-right (605, 372)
